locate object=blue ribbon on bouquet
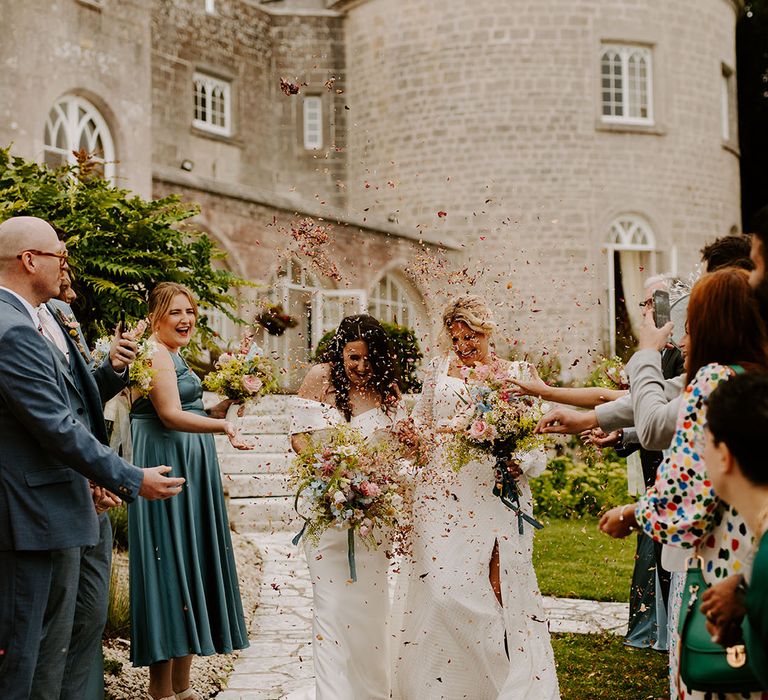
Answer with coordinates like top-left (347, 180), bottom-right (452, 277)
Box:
top-left (291, 492), bottom-right (358, 582)
top-left (492, 448), bottom-right (544, 535)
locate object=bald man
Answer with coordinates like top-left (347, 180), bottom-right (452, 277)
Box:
top-left (0, 217), bottom-right (184, 699)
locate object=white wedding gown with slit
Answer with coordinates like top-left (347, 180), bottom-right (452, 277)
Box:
top-left (393, 360), bottom-right (561, 700)
top-left (287, 398), bottom-right (405, 700)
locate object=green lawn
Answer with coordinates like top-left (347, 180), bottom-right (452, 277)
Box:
top-left (533, 518), bottom-right (637, 602)
top-left (553, 633), bottom-right (668, 700)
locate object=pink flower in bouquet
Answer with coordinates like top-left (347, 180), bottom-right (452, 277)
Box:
top-left (469, 419), bottom-right (490, 440)
top-left (241, 374), bottom-right (263, 395)
top-left (359, 517), bottom-right (373, 537)
top-left (491, 361), bottom-right (509, 383)
top-left (498, 390), bottom-right (511, 403)
top-left (358, 481), bottom-right (381, 498)
top-left (473, 363), bottom-right (491, 381)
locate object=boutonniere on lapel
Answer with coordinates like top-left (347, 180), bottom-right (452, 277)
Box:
top-left (53, 307), bottom-right (89, 360)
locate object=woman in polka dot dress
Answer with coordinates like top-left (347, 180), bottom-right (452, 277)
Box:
top-left (600, 268), bottom-right (768, 700)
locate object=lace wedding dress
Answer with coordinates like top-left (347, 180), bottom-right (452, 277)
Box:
top-left (393, 359), bottom-right (560, 700)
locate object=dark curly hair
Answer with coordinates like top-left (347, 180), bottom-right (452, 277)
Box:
top-left (321, 314), bottom-right (400, 421)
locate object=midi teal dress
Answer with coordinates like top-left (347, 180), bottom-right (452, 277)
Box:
top-left (128, 352), bottom-right (249, 666)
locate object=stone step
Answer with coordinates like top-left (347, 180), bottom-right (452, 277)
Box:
top-left (224, 472), bottom-right (292, 499)
top-left (228, 496), bottom-right (301, 532)
top-left (234, 414), bottom-right (292, 435)
top-left (219, 452), bottom-right (294, 475)
top-left (216, 433), bottom-right (292, 454)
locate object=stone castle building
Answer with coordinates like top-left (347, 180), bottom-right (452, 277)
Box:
top-left (1, 0), bottom-right (743, 385)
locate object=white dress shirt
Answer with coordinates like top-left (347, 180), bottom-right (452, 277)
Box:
top-left (37, 304), bottom-right (70, 360)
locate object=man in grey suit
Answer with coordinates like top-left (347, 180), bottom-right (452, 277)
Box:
top-left (0, 216), bottom-right (185, 700)
top-left (30, 268), bottom-right (140, 700)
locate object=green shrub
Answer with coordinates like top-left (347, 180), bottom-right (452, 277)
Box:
top-left (532, 449), bottom-right (628, 519)
top-left (108, 504), bottom-right (129, 552)
top-left (313, 322), bottom-right (423, 394)
top-left (104, 554), bottom-right (130, 640)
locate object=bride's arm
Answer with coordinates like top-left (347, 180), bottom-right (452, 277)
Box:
top-left (290, 363), bottom-right (333, 454)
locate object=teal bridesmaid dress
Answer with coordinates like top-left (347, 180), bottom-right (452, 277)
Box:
top-left (128, 352), bottom-right (249, 666)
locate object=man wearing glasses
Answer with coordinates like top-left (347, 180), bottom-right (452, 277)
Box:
top-left (0, 216), bottom-right (185, 700)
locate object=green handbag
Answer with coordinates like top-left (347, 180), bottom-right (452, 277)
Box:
top-left (678, 556), bottom-right (763, 694)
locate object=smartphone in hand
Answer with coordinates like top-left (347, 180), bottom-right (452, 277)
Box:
top-left (653, 290), bottom-right (671, 328)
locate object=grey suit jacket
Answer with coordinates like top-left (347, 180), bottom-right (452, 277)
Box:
top-left (0, 290), bottom-right (143, 552)
top-left (595, 349), bottom-right (685, 450)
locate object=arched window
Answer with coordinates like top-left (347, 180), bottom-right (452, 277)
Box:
top-left (605, 215), bottom-right (657, 357)
top-left (367, 272), bottom-right (421, 330)
top-left (43, 95), bottom-right (115, 181)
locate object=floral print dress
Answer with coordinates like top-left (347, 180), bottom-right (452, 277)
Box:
top-left (635, 363), bottom-right (757, 700)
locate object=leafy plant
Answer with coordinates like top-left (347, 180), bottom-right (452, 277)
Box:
top-left (108, 503), bottom-right (129, 552)
top-left (104, 553), bottom-right (130, 639)
top-left (0, 147), bottom-right (246, 346)
top-left (313, 322), bottom-right (424, 394)
top-left (531, 449), bottom-right (628, 519)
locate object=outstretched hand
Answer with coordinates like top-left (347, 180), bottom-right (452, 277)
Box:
top-left (535, 407), bottom-right (597, 435)
top-left (509, 364), bottom-right (549, 399)
top-left (598, 504), bottom-right (637, 539)
top-left (582, 428), bottom-right (622, 449)
top-left (225, 421), bottom-right (254, 450)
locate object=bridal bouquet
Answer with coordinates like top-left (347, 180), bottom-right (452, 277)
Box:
top-left (91, 321), bottom-right (157, 398)
top-left (445, 360), bottom-right (547, 533)
top-left (202, 338), bottom-right (278, 406)
top-left (289, 423), bottom-right (414, 580)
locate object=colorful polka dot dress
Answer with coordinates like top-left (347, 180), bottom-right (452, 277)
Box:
top-left (636, 363), bottom-right (759, 700)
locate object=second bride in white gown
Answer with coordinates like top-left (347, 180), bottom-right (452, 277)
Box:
top-left (288, 314), bottom-right (407, 700)
top-left (394, 295), bottom-right (560, 700)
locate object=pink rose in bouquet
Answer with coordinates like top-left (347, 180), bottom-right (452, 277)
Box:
top-left (241, 374), bottom-right (263, 395)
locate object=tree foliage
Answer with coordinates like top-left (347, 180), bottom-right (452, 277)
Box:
top-left (0, 147), bottom-right (246, 345)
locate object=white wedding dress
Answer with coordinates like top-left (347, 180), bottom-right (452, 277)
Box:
top-left (393, 360), bottom-right (561, 700)
top-left (287, 398), bottom-right (406, 700)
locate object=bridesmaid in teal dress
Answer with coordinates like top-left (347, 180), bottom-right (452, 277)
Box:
top-left (128, 282), bottom-right (251, 700)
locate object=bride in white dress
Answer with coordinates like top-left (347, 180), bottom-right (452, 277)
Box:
top-left (288, 315), bottom-right (407, 700)
top-left (394, 295), bottom-right (560, 700)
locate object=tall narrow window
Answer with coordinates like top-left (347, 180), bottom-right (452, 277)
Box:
top-left (721, 64), bottom-right (736, 143)
top-left (303, 96), bottom-right (323, 150)
top-left (205, 0), bottom-right (215, 14)
top-left (43, 94), bottom-right (115, 182)
top-left (193, 72), bottom-right (231, 136)
top-left (600, 45), bottom-right (653, 125)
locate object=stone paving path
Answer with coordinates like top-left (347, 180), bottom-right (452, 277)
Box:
top-left (216, 532), bottom-right (629, 700)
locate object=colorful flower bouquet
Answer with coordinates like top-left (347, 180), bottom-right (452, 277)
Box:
top-left (91, 321), bottom-right (157, 398)
top-left (446, 360), bottom-right (547, 533)
top-left (202, 339), bottom-right (278, 405)
top-left (289, 423), bottom-right (414, 580)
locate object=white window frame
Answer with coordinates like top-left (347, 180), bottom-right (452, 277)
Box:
top-left (367, 273), bottom-right (420, 330)
top-left (43, 94), bottom-right (115, 182)
top-left (193, 72), bottom-right (231, 136)
top-left (604, 216), bottom-right (657, 356)
top-left (205, 0), bottom-right (216, 13)
top-left (303, 96), bottom-right (323, 150)
top-left (600, 44), bottom-right (654, 126)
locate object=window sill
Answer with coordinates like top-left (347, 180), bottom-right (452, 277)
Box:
top-left (76, 0), bottom-right (103, 10)
top-left (190, 126), bottom-right (242, 147)
top-left (595, 120), bottom-right (666, 136)
top-left (722, 141), bottom-right (740, 158)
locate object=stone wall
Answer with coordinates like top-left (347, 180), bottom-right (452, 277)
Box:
top-left (340, 0), bottom-right (742, 363)
top-left (0, 0), bottom-right (153, 196)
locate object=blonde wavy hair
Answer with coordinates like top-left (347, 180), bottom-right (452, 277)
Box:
top-left (148, 281), bottom-right (198, 331)
top-left (437, 294), bottom-right (496, 352)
